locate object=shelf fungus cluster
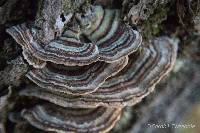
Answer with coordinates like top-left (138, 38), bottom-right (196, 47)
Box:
top-left (7, 5), bottom-right (177, 133)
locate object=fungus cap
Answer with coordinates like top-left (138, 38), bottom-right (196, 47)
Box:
top-left (26, 56), bottom-right (128, 95)
top-left (20, 103), bottom-right (122, 133)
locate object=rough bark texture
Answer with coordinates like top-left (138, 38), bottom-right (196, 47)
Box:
top-left (0, 0), bottom-right (200, 133)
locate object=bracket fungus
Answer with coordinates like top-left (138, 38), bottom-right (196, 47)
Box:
top-left (26, 56), bottom-right (128, 95)
top-left (6, 24), bottom-right (100, 67)
top-left (76, 6), bottom-right (142, 62)
top-left (6, 3), bottom-right (178, 133)
top-left (19, 103), bottom-right (122, 133)
top-left (20, 37), bottom-right (178, 108)
top-left (6, 6), bottom-right (141, 67)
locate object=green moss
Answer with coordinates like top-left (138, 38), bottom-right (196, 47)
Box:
top-left (62, 0), bottom-right (72, 12)
top-left (141, 6), bottom-right (169, 39)
top-left (62, 0), bottom-right (92, 13)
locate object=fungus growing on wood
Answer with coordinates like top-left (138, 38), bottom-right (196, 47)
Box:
top-left (6, 6), bottom-right (142, 67)
top-left (26, 56), bottom-right (128, 95)
top-left (6, 1), bottom-right (178, 132)
top-left (76, 6), bottom-right (142, 62)
top-left (6, 24), bottom-right (100, 67)
top-left (20, 37), bottom-right (178, 108)
top-left (20, 103), bottom-right (122, 133)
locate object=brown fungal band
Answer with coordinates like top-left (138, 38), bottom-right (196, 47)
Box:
top-left (20, 103), bottom-right (122, 133)
top-left (20, 37), bottom-right (178, 108)
top-left (22, 49), bottom-right (46, 68)
top-left (26, 56), bottom-right (128, 95)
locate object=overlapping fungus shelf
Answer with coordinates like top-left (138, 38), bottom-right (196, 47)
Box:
top-left (26, 56), bottom-right (128, 95)
top-left (20, 103), bottom-right (122, 133)
top-left (7, 6), bottom-right (141, 67)
top-left (6, 3), bottom-right (178, 133)
top-left (20, 37), bottom-right (178, 108)
top-left (76, 6), bottom-right (142, 62)
top-left (6, 24), bottom-right (99, 67)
